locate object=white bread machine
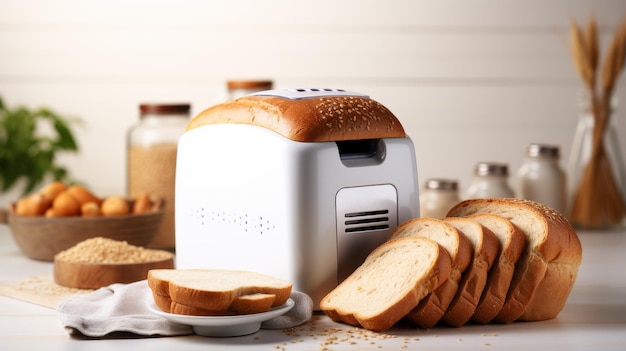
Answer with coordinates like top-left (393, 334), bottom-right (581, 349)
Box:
top-left (174, 88), bottom-right (419, 308)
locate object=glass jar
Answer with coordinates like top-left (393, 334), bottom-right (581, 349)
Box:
top-left (127, 103), bottom-right (191, 249)
top-left (568, 93), bottom-right (626, 229)
top-left (419, 178), bottom-right (461, 218)
top-left (227, 80), bottom-right (273, 100)
top-left (466, 162), bottom-right (515, 199)
top-left (516, 143), bottom-right (566, 214)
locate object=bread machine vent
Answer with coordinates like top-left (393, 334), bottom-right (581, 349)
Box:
top-left (335, 184), bottom-right (398, 282)
top-left (343, 210), bottom-right (390, 233)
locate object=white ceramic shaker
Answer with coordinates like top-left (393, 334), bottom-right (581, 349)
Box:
top-left (466, 162), bottom-right (515, 199)
top-left (419, 178), bottom-right (461, 218)
top-left (516, 143), bottom-right (566, 214)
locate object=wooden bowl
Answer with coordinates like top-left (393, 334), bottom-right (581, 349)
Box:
top-left (54, 255), bottom-right (174, 289)
top-left (1, 199), bottom-right (165, 261)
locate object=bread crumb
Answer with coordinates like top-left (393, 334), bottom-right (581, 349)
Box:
top-left (278, 316), bottom-right (410, 350)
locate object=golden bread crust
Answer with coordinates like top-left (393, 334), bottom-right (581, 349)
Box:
top-left (185, 95), bottom-right (406, 142)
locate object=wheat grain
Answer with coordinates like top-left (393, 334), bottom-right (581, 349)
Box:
top-left (602, 32), bottom-right (619, 96)
top-left (587, 17), bottom-right (599, 74)
top-left (569, 19), bottom-right (595, 91)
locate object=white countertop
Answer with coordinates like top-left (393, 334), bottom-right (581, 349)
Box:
top-left (1, 226), bottom-right (625, 351)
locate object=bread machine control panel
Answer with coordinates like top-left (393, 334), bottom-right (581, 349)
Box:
top-left (250, 88), bottom-right (369, 100)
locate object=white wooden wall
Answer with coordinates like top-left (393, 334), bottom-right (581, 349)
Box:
top-left (1, 0), bottom-right (626, 204)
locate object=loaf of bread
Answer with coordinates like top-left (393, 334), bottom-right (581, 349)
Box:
top-left (147, 269), bottom-right (292, 315)
top-left (320, 236), bottom-right (451, 332)
top-left (440, 217), bottom-right (500, 327)
top-left (388, 218), bottom-right (472, 328)
top-left (319, 198), bottom-right (581, 332)
top-left (185, 92), bottom-right (406, 142)
top-left (446, 198), bottom-right (583, 323)
top-left (465, 213), bottom-right (527, 324)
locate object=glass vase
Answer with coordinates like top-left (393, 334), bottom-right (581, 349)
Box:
top-left (567, 94), bottom-right (626, 230)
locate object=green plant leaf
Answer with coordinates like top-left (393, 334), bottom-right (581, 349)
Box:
top-left (0, 97), bottom-right (82, 196)
top-left (39, 108), bottom-right (79, 151)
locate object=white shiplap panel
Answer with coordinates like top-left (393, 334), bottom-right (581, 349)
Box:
top-left (2, 79), bottom-right (614, 196)
top-left (2, 0), bottom-right (625, 27)
top-left (1, 0), bottom-right (625, 198)
top-left (0, 27), bottom-right (595, 80)
top-left (1, 0), bottom-right (625, 82)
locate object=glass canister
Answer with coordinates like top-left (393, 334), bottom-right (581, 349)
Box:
top-left (568, 93), bottom-right (626, 229)
top-left (516, 143), bottom-right (567, 214)
top-left (419, 178), bottom-right (461, 218)
top-left (227, 80), bottom-right (273, 100)
top-left (466, 162), bottom-right (515, 199)
top-left (127, 103), bottom-right (191, 249)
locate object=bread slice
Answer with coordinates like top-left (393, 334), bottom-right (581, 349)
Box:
top-left (147, 269), bottom-right (292, 315)
top-left (465, 213), bottom-right (527, 324)
top-left (153, 292), bottom-right (276, 316)
top-left (388, 218), bottom-right (473, 328)
top-left (440, 217), bottom-right (500, 327)
top-left (320, 236), bottom-right (451, 332)
top-left (446, 198), bottom-right (582, 323)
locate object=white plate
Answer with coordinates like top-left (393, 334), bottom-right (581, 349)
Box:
top-left (148, 298), bottom-right (295, 337)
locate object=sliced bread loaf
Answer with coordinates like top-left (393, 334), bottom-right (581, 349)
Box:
top-left (388, 218), bottom-right (473, 328)
top-left (147, 269), bottom-right (292, 314)
top-left (465, 213), bottom-right (527, 324)
top-left (446, 198), bottom-right (582, 323)
top-left (320, 236), bottom-right (451, 332)
top-left (440, 217), bottom-right (500, 327)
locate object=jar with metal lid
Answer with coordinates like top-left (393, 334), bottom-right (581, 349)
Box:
top-left (127, 103), bottom-right (191, 249)
top-left (227, 80), bottom-right (273, 100)
top-left (466, 162), bottom-right (515, 199)
top-left (419, 178), bottom-right (461, 218)
top-left (516, 143), bottom-right (566, 214)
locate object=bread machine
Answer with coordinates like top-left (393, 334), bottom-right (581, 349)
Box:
top-left (174, 88), bottom-right (419, 308)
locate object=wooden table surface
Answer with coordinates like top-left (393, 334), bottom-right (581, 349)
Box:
top-left (1, 226), bottom-right (625, 351)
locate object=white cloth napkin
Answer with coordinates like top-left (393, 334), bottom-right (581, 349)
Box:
top-left (57, 280), bottom-right (313, 337)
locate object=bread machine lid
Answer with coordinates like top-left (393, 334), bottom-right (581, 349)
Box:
top-left (250, 88), bottom-right (369, 100)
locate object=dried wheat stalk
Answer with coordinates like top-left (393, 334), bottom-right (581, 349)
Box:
top-left (569, 16), bottom-right (626, 229)
top-left (569, 18), bottom-right (595, 92)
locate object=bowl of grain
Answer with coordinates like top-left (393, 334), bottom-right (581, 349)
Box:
top-left (53, 237), bottom-right (174, 289)
top-left (1, 182), bottom-right (165, 261)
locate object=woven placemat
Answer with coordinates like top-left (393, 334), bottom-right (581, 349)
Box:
top-left (0, 274), bottom-right (92, 309)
